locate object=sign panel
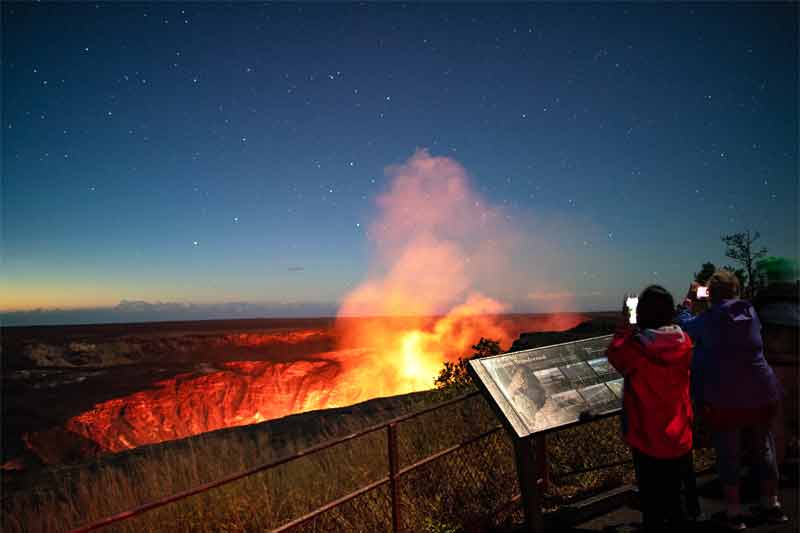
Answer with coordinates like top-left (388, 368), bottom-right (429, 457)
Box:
top-left (468, 335), bottom-right (621, 439)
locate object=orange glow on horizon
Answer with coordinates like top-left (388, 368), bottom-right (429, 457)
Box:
top-left (0, 283), bottom-right (119, 312)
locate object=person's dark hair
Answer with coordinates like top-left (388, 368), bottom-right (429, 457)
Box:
top-left (636, 285), bottom-right (675, 330)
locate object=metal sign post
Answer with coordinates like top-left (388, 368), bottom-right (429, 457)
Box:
top-left (513, 435), bottom-right (544, 533)
top-left (468, 335), bottom-right (620, 533)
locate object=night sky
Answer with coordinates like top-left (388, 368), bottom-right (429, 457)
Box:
top-left (2, 3), bottom-right (797, 324)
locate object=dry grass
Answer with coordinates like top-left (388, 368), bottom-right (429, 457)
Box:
top-left (2, 391), bottom-right (730, 533)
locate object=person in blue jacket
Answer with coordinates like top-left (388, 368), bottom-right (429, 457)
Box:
top-left (676, 270), bottom-right (787, 530)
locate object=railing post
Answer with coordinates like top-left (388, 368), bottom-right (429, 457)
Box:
top-left (388, 422), bottom-right (401, 533)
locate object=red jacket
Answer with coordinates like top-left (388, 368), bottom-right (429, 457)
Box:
top-left (607, 324), bottom-right (693, 459)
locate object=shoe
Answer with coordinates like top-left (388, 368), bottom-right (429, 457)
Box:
top-left (711, 511), bottom-right (746, 531)
top-left (751, 504), bottom-right (789, 524)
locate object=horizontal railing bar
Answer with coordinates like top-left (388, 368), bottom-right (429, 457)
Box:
top-left (271, 476), bottom-right (391, 532)
top-left (551, 458), bottom-right (633, 480)
top-left (391, 390), bottom-right (482, 424)
top-left (69, 390), bottom-right (479, 532)
top-left (274, 421), bottom-right (506, 532)
top-left (397, 425), bottom-right (504, 477)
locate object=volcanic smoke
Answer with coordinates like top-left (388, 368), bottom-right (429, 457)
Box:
top-left (334, 149), bottom-right (575, 399)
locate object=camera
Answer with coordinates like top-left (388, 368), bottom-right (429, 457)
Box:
top-left (696, 286), bottom-right (709, 299)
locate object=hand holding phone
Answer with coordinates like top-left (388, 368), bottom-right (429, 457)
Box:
top-left (625, 295), bottom-right (638, 324)
top-left (696, 286), bottom-right (708, 299)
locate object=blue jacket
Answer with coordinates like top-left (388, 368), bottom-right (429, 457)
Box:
top-left (675, 307), bottom-right (709, 405)
top-left (676, 299), bottom-right (781, 409)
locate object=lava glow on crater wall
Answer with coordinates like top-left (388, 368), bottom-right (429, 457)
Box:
top-left (21, 151), bottom-right (584, 462)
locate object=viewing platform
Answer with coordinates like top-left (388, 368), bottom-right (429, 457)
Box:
top-left (535, 466), bottom-right (798, 532)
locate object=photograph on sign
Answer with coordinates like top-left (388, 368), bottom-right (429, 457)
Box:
top-left (587, 357), bottom-right (621, 379)
top-left (533, 367), bottom-right (571, 395)
top-left (560, 361), bottom-right (596, 385)
top-left (468, 335), bottom-right (621, 437)
top-left (577, 383), bottom-right (618, 414)
top-left (606, 378), bottom-right (624, 398)
top-left (549, 390), bottom-right (587, 419)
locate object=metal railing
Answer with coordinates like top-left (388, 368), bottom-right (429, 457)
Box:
top-left (69, 390), bottom-right (629, 533)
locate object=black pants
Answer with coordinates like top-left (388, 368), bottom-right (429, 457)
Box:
top-left (680, 451), bottom-right (701, 518)
top-left (632, 449), bottom-right (696, 532)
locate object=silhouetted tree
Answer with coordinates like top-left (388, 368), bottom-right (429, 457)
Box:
top-left (694, 262), bottom-right (717, 285)
top-left (471, 337), bottom-right (502, 358)
top-left (434, 337), bottom-right (501, 391)
top-left (722, 265), bottom-right (748, 292)
top-left (721, 230), bottom-right (767, 297)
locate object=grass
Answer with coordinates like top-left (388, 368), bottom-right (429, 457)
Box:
top-left (3, 386), bottom-right (791, 533)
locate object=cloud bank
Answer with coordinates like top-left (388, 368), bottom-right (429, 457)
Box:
top-left (1, 300), bottom-right (339, 327)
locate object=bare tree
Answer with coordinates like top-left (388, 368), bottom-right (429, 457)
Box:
top-left (721, 230), bottom-right (767, 297)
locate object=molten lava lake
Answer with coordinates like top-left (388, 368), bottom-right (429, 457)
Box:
top-left (2, 314), bottom-right (587, 468)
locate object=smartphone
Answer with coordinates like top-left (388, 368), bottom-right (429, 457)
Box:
top-left (626, 296), bottom-right (638, 324)
top-left (696, 286), bottom-right (709, 299)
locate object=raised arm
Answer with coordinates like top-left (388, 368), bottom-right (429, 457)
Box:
top-left (606, 314), bottom-right (640, 377)
top-left (675, 306), bottom-right (704, 341)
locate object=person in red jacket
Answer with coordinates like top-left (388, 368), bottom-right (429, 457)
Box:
top-left (607, 285), bottom-right (696, 532)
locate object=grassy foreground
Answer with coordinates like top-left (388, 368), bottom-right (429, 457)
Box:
top-left (1, 387), bottom-right (703, 533)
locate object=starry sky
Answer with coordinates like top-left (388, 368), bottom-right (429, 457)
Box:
top-left (2, 2), bottom-right (797, 324)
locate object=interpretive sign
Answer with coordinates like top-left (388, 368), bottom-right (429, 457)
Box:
top-left (468, 335), bottom-right (621, 439)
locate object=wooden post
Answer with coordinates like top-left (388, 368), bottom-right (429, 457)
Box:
top-left (388, 423), bottom-right (401, 533)
top-left (513, 436), bottom-right (544, 533)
